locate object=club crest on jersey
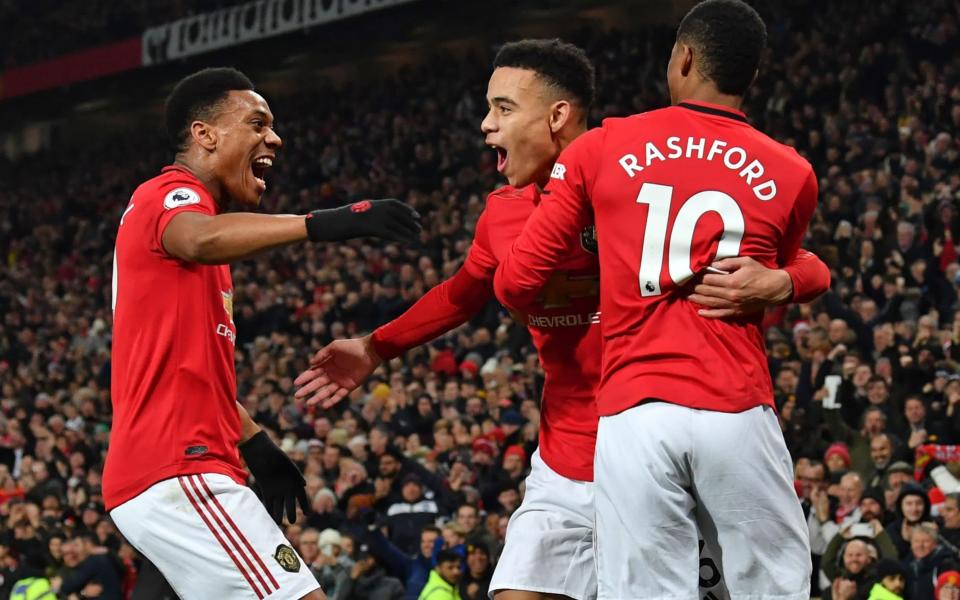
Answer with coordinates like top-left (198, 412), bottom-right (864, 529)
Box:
top-left (580, 225), bottom-right (598, 255)
top-left (163, 187), bottom-right (201, 210)
top-left (221, 290), bottom-right (234, 323)
top-left (274, 544), bottom-right (301, 573)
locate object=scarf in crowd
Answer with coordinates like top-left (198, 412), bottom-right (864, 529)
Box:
top-left (915, 444), bottom-right (960, 480)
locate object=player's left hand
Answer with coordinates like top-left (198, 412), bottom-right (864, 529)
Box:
top-left (239, 431), bottom-right (309, 525)
top-left (687, 256), bottom-right (793, 318)
top-left (294, 336), bottom-right (382, 408)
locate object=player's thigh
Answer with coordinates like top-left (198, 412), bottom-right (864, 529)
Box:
top-left (111, 473), bottom-right (321, 600)
top-left (595, 402), bottom-right (699, 600)
top-left (490, 449), bottom-right (595, 600)
top-left (690, 406), bottom-right (810, 599)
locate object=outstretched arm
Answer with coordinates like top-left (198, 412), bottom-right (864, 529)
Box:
top-left (162, 199), bottom-right (421, 265)
top-left (295, 266), bottom-right (494, 407)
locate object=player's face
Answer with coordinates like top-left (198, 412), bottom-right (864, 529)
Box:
top-left (209, 90), bottom-right (282, 207)
top-left (482, 67), bottom-right (562, 188)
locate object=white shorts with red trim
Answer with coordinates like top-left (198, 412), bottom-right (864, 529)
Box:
top-left (111, 473), bottom-right (321, 600)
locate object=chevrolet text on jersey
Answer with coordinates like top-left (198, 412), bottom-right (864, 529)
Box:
top-left (528, 312), bottom-right (601, 328)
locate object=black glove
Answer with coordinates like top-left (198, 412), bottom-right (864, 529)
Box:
top-left (239, 431), bottom-right (309, 525)
top-left (305, 199), bottom-right (421, 244)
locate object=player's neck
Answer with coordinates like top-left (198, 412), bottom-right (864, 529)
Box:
top-left (534, 122), bottom-right (589, 189)
top-left (172, 155), bottom-right (227, 209)
top-left (675, 88), bottom-right (744, 113)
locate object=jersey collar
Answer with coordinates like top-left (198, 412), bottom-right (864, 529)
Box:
top-left (162, 164), bottom-right (194, 176)
top-left (677, 100), bottom-right (749, 123)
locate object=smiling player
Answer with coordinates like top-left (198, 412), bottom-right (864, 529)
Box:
top-left (105, 67), bottom-right (420, 600)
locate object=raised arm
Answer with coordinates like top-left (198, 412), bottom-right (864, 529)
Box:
top-left (162, 199), bottom-right (420, 265)
top-left (294, 208), bottom-right (503, 407)
top-left (294, 266), bottom-right (494, 407)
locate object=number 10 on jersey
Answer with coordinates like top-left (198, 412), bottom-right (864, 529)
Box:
top-left (636, 183), bottom-right (745, 297)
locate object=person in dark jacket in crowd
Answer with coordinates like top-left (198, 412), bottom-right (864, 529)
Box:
top-left (333, 543), bottom-right (405, 600)
top-left (458, 542), bottom-right (492, 600)
top-left (887, 485), bottom-right (932, 559)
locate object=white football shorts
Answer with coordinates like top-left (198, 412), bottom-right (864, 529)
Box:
top-left (488, 447), bottom-right (732, 600)
top-left (111, 473), bottom-right (321, 600)
top-left (489, 448), bottom-right (596, 600)
top-left (594, 402), bottom-right (810, 600)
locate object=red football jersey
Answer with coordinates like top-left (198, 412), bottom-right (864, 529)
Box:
top-left (105, 165), bottom-right (246, 510)
top-left (495, 101), bottom-right (818, 417)
top-left (465, 185), bottom-right (601, 481)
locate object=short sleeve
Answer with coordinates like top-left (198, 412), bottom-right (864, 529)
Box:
top-left (153, 183), bottom-right (217, 257)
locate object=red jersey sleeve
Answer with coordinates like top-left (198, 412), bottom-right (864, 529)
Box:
top-left (370, 266), bottom-right (493, 360)
top-left (462, 209), bottom-right (499, 280)
top-left (775, 166), bottom-right (818, 269)
top-left (494, 129), bottom-right (604, 312)
top-left (783, 248), bottom-right (831, 303)
top-left (370, 210), bottom-right (497, 360)
top-left (153, 182), bottom-right (218, 257)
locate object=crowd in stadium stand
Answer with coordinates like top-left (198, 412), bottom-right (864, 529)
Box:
top-left (3, 0), bottom-right (960, 597)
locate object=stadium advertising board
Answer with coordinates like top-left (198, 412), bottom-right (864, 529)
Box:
top-left (142, 0), bottom-right (419, 65)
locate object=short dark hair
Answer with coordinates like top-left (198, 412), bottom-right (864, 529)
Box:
top-left (165, 67), bottom-right (255, 152)
top-left (493, 39), bottom-right (595, 111)
top-left (436, 549), bottom-right (461, 565)
top-left (677, 0), bottom-right (767, 96)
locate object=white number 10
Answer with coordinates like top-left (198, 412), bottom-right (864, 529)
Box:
top-left (636, 183), bottom-right (744, 297)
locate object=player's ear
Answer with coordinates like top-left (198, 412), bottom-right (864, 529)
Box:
top-left (190, 120), bottom-right (218, 152)
top-left (680, 43), bottom-right (694, 77)
top-left (548, 100), bottom-right (572, 134)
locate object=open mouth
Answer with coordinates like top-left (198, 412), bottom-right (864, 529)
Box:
top-left (251, 155), bottom-right (273, 192)
top-left (490, 144), bottom-right (508, 173)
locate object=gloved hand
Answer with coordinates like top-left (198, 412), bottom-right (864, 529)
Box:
top-left (305, 199), bottom-right (421, 244)
top-left (239, 431), bottom-right (309, 524)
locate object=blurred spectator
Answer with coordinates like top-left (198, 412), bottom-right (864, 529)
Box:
top-left (906, 523), bottom-right (953, 599)
top-left (888, 486), bottom-right (933, 558)
top-left (822, 538), bottom-right (878, 600)
top-left (331, 542), bottom-right (404, 600)
top-left (418, 549), bottom-right (461, 600)
top-left (458, 542), bottom-right (492, 600)
top-left (52, 532), bottom-right (122, 600)
top-left (937, 570), bottom-right (960, 600)
top-left (869, 558), bottom-right (907, 600)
